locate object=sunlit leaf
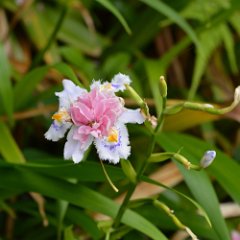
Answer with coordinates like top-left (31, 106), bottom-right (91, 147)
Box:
top-left (53, 63), bottom-right (81, 87)
top-left (163, 108), bottom-right (220, 131)
top-left (0, 122), bottom-right (25, 163)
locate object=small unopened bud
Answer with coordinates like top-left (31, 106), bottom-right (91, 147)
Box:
top-left (126, 85), bottom-right (144, 106)
top-left (200, 150), bottom-right (216, 168)
top-left (159, 76), bottom-right (167, 98)
top-left (120, 159), bottom-right (137, 183)
top-left (234, 86), bottom-right (240, 104)
top-left (146, 115), bottom-right (157, 128)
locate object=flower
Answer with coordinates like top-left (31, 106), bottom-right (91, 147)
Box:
top-left (44, 80), bottom-right (86, 141)
top-left (45, 73), bottom-right (145, 164)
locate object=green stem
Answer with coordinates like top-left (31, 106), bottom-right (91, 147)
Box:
top-left (113, 184), bottom-right (136, 228)
top-left (30, 5), bottom-right (67, 69)
top-left (155, 96), bottom-right (166, 134)
top-left (113, 96), bottom-right (166, 228)
top-left (112, 77), bottom-right (169, 230)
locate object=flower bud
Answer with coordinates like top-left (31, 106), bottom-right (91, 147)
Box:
top-left (200, 150), bottom-right (216, 168)
top-left (234, 86), bottom-right (240, 104)
top-left (120, 159), bottom-right (137, 183)
top-left (126, 85), bottom-right (145, 106)
top-left (159, 76), bottom-right (167, 98)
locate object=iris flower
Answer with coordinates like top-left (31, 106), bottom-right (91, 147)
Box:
top-left (45, 73), bottom-right (145, 164)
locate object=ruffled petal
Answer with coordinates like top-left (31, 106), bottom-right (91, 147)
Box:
top-left (64, 126), bottom-right (93, 163)
top-left (94, 123), bottom-right (130, 164)
top-left (44, 121), bottom-right (71, 141)
top-left (56, 79), bottom-right (87, 109)
top-left (119, 108), bottom-right (145, 124)
top-left (111, 73), bottom-right (131, 92)
top-left (90, 80), bottom-right (102, 90)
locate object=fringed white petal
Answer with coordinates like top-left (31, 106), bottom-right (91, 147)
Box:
top-left (44, 121), bottom-right (71, 142)
top-left (119, 108), bottom-right (145, 124)
top-left (95, 123), bottom-right (130, 164)
top-left (111, 73), bottom-right (131, 92)
top-left (56, 79), bottom-right (87, 109)
top-left (64, 126), bottom-right (93, 163)
top-left (90, 80), bottom-right (102, 90)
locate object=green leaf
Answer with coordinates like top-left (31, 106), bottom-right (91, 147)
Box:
top-left (156, 132), bottom-right (231, 240)
top-left (95, 0), bottom-right (132, 35)
top-left (0, 42), bottom-right (14, 122)
top-left (60, 46), bottom-right (95, 81)
top-left (57, 200), bottom-right (69, 240)
top-left (14, 66), bottom-right (50, 109)
top-left (140, 0), bottom-right (200, 49)
top-left (221, 24), bottom-right (238, 74)
top-left (58, 22), bottom-right (103, 57)
top-left (13, 63), bottom-right (81, 110)
top-left (65, 206), bottom-right (102, 240)
top-left (0, 166), bottom-right (167, 240)
top-left (0, 122), bottom-right (25, 163)
top-left (16, 159), bottom-right (124, 182)
top-left (53, 63), bottom-right (82, 87)
top-left (163, 108), bottom-right (221, 132)
top-left (0, 200), bottom-right (16, 218)
top-left (188, 24), bottom-right (234, 100)
top-left (144, 60), bottom-right (163, 116)
top-left (158, 133), bottom-right (240, 203)
top-left (64, 226), bottom-right (76, 240)
top-left (140, 175), bottom-right (212, 228)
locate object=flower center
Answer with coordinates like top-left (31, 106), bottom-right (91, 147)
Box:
top-left (100, 83), bottom-right (113, 91)
top-left (107, 128), bottom-right (119, 143)
top-left (87, 121), bottom-right (98, 128)
top-left (52, 108), bottom-right (71, 123)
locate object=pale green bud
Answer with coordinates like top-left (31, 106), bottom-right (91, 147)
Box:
top-left (120, 159), bottom-right (137, 183)
top-left (159, 76), bottom-right (167, 98)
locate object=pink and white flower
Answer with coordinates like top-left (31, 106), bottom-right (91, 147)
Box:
top-left (45, 73), bottom-right (145, 164)
top-left (44, 80), bottom-right (86, 141)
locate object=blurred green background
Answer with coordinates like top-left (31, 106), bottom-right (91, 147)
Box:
top-left (0, 0), bottom-right (240, 239)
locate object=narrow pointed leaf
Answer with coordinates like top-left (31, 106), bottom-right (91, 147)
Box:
top-left (140, 175), bottom-right (212, 227)
top-left (140, 0), bottom-right (200, 49)
top-left (0, 166), bottom-right (167, 240)
top-left (0, 42), bottom-right (14, 122)
top-left (14, 66), bottom-right (50, 109)
top-left (0, 122), bottom-right (25, 163)
top-left (53, 63), bottom-right (82, 87)
top-left (156, 132), bottom-right (231, 240)
top-left (96, 0), bottom-right (131, 35)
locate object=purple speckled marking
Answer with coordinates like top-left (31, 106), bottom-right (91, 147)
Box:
top-left (111, 83), bottom-right (120, 89)
top-left (104, 132), bottom-right (122, 151)
top-left (52, 121), bottom-right (63, 131)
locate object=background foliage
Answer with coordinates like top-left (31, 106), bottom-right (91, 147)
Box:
top-left (0, 0), bottom-right (240, 239)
